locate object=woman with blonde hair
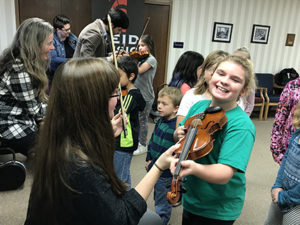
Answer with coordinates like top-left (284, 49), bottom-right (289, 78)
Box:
top-left (0, 18), bottom-right (54, 156)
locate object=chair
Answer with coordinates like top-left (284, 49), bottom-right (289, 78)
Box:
top-left (255, 73), bottom-right (281, 120)
top-left (254, 87), bottom-right (266, 120)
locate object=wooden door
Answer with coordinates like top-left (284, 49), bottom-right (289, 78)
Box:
top-left (61, 0), bottom-right (91, 36)
top-left (17, 0), bottom-right (60, 26)
top-left (16, 0), bottom-right (91, 36)
top-left (144, 1), bottom-right (171, 99)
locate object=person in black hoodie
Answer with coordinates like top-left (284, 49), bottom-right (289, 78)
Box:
top-left (114, 56), bottom-right (146, 188)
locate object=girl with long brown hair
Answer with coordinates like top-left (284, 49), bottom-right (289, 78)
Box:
top-left (25, 58), bottom-right (175, 225)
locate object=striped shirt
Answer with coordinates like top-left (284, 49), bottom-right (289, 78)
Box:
top-left (146, 117), bottom-right (177, 177)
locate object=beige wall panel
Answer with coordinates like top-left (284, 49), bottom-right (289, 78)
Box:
top-left (167, 0), bottom-right (300, 81)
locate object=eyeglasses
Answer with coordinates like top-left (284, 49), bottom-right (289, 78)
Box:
top-left (110, 94), bottom-right (120, 100)
top-left (110, 88), bottom-right (121, 99)
top-left (61, 27), bottom-right (71, 32)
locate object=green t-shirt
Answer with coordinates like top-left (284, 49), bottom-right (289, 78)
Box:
top-left (179, 100), bottom-right (256, 221)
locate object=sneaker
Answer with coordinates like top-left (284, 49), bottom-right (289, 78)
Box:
top-left (133, 143), bottom-right (147, 156)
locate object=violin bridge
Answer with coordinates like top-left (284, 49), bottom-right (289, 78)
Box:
top-left (191, 118), bottom-right (202, 127)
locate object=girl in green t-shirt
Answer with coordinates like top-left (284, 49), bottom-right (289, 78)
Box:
top-left (173, 55), bottom-right (256, 224)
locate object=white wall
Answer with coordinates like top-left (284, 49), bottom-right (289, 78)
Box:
top-left (167, 0), bottom-right (300, 82)
top-left (1, 0), bottom-right (299, 80)
top-left (0, 0), bottom-right (16, 52)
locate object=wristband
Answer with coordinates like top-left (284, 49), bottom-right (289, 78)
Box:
top-left (154, 163), bottom-right (164, 172)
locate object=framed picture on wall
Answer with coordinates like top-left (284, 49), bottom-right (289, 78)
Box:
top-left (251, 24), bottom-right (270, 44)
top-left (285, 33), bottom-right (295, 46)
top-left (212, 22), bottom-right (233, 43)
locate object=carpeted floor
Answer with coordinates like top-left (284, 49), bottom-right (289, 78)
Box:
top-left (0, 115), bottom-right (279, 225)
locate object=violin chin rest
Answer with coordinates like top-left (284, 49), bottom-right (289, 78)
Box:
top-left (205, 106), bottom-right (223, 114)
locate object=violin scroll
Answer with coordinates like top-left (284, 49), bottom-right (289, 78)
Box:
top-left (166, 177), bottom-right (186, 206)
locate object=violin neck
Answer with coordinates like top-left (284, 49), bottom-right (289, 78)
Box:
top-left (174, 127), bottom-right (198, 177)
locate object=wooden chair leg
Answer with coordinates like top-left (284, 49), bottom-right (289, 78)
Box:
top-left (259, 104), bottom-right (264, 121)
top-left (264, 103), bottom-right (269, 120)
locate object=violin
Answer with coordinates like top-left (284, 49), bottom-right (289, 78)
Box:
top-left (129, 50), bottom-right (149, 61)
top-left (166, 106), bottom-right (228, 206)
top-left (128, 17), bottom-right (150, 61)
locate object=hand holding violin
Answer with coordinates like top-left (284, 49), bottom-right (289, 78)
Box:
top-left (174, 126), bottom-right (187, 142)
top-left (135, 144), bottom-right (178, 201)
top-left (108, 50), bottom-right (129, 62)
top-left (155, 144), bottom-right (180, 171)
top-left (170, 159), bottom-right (198, 178)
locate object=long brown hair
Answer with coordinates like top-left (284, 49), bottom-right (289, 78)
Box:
top-left (140, 34), bottom-right (155, 56)
top-left (0, 18), bottom-right (53, 102)
top-left (30, 58), bottom-right (126, 220)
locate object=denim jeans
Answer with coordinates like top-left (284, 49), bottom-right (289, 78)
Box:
top-left (138, 100), bottom-right (153, 146)
top-left (154, 176), bottom-right (172, 225)
top-left (113, 150), bottom-right (133, 188)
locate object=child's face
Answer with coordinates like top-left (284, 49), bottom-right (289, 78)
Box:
top-left (209, 61), bottom-right (246, 106)
top-left (157, 95), bottom-right (178, 120)
top-left (112, 26), bottom-right (122, 35)
top-left (119, 68), bottom-right (129, 88)
top-left (138, 41), bottom-right (149, 53)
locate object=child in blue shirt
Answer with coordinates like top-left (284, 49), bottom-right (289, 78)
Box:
top-left (114, 57), bottom-right (145, 188)
top-left (265, 102), bottom-right (300, 225)
top-left (146, 86), bottom-right (183, 225)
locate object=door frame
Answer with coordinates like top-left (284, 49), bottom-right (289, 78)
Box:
top-left (144, 0), bottom-right (172, 84)
top-left (14, 0), bottom-right (20, 27)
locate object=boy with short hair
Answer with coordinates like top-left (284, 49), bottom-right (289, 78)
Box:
top-left (113, 56), bottom-right (145, 188)
top-left (145, 86), bottom-right (183, 225)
